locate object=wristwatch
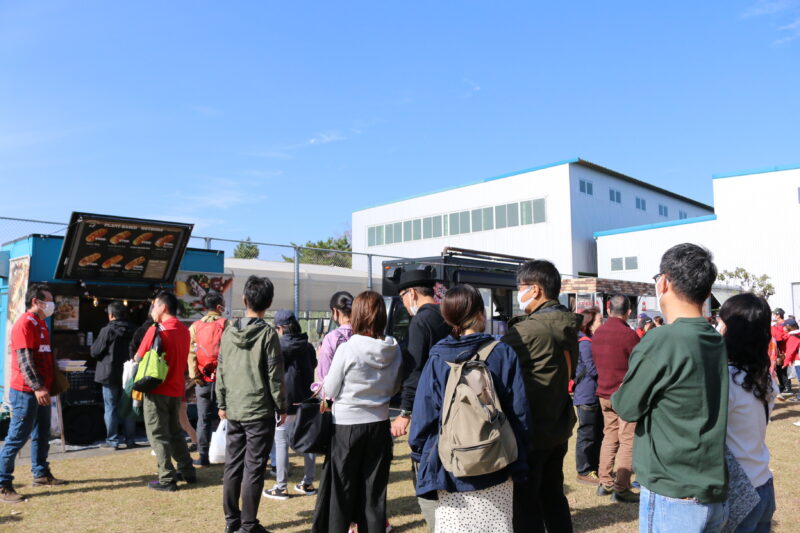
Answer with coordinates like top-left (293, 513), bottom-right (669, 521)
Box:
top-left (399, 409), bottom-right (412, 418)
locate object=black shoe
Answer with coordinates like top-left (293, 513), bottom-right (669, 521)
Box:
top-left (126, 442), bottom-right (141, 449)
top-left (193, 458), bottom-right (211, 469)
top-left (223, 526), bottom-right (239, 533)
top-left (611, 489), bottom-right (640, 503)
top-left (188, 443), bottom-right (198, 452)
top-left (148, 480), bottom-right (177, 492)
top-left (175, 472), bottom-right (197, 484)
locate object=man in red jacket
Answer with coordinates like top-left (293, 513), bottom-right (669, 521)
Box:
top-left (136, 291), bottom-right (196, 491)
top-left (0, 284), bottom-right (67, 503)
top-left (771, 308), bottom-right (792, 393)
top-left (591, 294), bottom-right (640, 503)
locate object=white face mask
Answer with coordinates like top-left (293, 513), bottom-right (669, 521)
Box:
top-left (410, 303), bottom-right (419, 316)
top-left (517, 287), bottom-right (533, 311)
top-left (41, 301), bottom-right (55, 318)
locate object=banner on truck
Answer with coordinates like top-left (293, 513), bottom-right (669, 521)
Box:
top-left (174, 271), bottom-right (233, 321)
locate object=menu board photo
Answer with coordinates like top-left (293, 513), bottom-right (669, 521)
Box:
top-left (54, 295), bottom-right (80, 330)
top-left (55, 213), bottom-right (194, 283)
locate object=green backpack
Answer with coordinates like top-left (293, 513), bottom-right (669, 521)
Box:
top-left (132, 325), bottom-right (169, 393)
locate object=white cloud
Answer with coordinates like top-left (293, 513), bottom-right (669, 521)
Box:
top-left (741, 0), bottom-right (797, 18)
top-left (775, 17), bottom-right (800, 42)
top-left (188, 105), bottom-right (223, 117)
top-left (308, 131), bottom-right (347, 145)
top-left (248, 128), bottom-right (357, 158)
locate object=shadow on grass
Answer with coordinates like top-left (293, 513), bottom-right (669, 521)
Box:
top-left (267, 508), bottom-right (314, 531)
top-left (770, 409), bottom-right (799, 422)
top-left (0, 515), bottom-right (22, 525)
top-left (572, 502), bottom-right (638, 530)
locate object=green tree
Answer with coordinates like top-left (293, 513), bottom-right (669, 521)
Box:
top-left (233, 237), bottom-right (259, 259)
top-left (282, 233), bottom-right (352, 267)
top-left (717, 267), bottom-right (775, 299)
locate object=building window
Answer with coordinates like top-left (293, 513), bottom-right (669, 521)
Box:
top-left (483, 207), bottom-right (494, 230)
top-left (432, 216), bottom-right (443, 237)
top-left (625, 256), bottom-right (638, 270)
top-left (385, 224), bottom-right (394, 244)
top-left (472, 209), bottom-right (483, 232)
top-left (394, 222), bottom-right (402, 241)
top-left (403, 220), bottom-right (412, 242)
top-left (679, 210), bottom-right (687, 220)
top-left (443, 213), bottom-right (449, 235)
top-left (520, 201), bottom-right (533, 225)
top-left (506, 203), bottom-right (519, 227)
top-left (412, 219), bottom-right (422, 240)
top-left (423, 217), bottom-right (433, 239)
top-left (609, 188), bottom-right (621, 204)
top-left (611, 258), bottom-right (623, 271)
top-left (579, 179), bottom-right (593, 195)
top-left (533, 198), bottom-right (546, 223)
top-left (375, 225), bottom-right (384, 246)
top-left (449, 212), bottom-right (460, 235)
top-left (368, 226), bottom-right (376, 247)
top-left (460, 211), bottom-right (470, 233)
top-left (495, 204), bottom-right (507, 229)
top-left (635, 197), bottom-right (646, 211)
top-left (659, 204), bottom-right (668, 217)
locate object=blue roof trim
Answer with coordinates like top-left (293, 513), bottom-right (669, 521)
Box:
top-left (593, 214), bottom-right (717, 238)
top-left (712, 164), bottom-right (800, 180)
top-left (352, 157), bottom-right (579, 212)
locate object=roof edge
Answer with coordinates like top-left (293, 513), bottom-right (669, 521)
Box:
top-left (712, 163), bottom-right (800, 180)
top-left (593, 214), bottom-right (718, 239)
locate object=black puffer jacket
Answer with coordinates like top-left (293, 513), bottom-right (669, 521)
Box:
top-left (91, 320), bottom-right (136, 387)
top-left (280, 333), bottom-right (317, 415)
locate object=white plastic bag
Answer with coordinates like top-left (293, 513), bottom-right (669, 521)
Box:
top-left (122, 359), bottom-right (138, 389)
top-left (209, 419), bottom-right (228, 464)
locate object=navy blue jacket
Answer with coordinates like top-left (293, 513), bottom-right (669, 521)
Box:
top-left (408, 333), bottom-right (531, 497)
top-left (573, 334), bottom-right (598, 406)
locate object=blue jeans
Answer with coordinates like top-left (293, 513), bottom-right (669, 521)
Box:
top-left (639, 485), bottom-right (727, 533)
top-left (0, 388), bottom-right (52, 484)
top-left (274, 414), bottom-right (315, 490)
top-left (735, 477), bottom-right (775, 533)
top-left (102, 385), bottom-right (137, 446)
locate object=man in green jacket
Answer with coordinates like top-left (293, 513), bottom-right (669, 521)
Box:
top-left (502, 260), bottom-right (582, 533)
top-left (218, 275), bottom-right (287, 533)
top-left (612, 243), bottom-right (728, 532)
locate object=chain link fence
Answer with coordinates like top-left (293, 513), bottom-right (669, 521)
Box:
top-left (1, 217), bottom-right (402, 340)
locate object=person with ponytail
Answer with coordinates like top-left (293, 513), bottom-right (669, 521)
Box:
top-left (719, 293), bottom-right (777, 532)
top-left (316, 291), bottom-right (354, 386)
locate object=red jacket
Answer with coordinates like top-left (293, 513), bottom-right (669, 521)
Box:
top-left (10, 312), bottom-right (53, 392)
top-left (785, 332), bottom-right (800, 367)
top-left (135, 317), bottom-right (190, 397)
top-left (592, 317), bottom-right (640, 399)
top-left (772, 322), bottom-right (788, 354)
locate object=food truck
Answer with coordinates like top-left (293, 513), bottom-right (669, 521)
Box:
top-left (0, 212), bottom-right (227, 444)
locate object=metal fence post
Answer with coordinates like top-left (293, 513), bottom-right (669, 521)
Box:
top-left (367, 254), bottom-right (373, 291)
top-left (293, 246), bottom-right (300, 318)
top-left (204, 237), bottom-right (212, 250)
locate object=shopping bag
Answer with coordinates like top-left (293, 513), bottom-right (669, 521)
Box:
top-left (119, 377), bottom-right (144, 421)
top-left (209, 419), bottom-right (228, 464)
top-left (49, 358), bottom-right (70, 396)
top-left (289, 398), bottom-right (332, 455)
top-left (133, 327), bottom-right (168, 393)
top-left (122, 359), bottom-right (138, 389)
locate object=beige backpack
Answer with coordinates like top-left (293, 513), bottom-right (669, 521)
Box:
top-left (438, 340), bottom-right (518, 477)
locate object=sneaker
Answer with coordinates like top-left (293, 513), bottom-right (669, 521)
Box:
top-left (611, 489), bottom-right (640, 503)
top-left (792, 421), bottom-right (800, 427)
top-left (32, 472), bottom-right (67, 486)
top-left (148, 480), bottom-right (178, 492)
top-left (576, 471), bottom-right (599, 485)
top-left (126, 442), bottom-right (141, 449)
top-left (596, 484), bottom-right (613, 496)
top-left (175, 472), bottom-right (197, 484)
top-left (188, 443), bottom-right (198, 452)
top-left (263, 487), bottom-right (289, 500)
top-left (0, 484), bottom-right (25, 504)
top-left (294, 482), bottom-right (318, 495)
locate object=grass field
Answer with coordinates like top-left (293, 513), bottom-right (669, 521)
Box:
top-left (1, 401), bottom-right (798, 532)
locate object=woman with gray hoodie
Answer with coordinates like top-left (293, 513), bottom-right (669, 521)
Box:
top-left (312, 291), bottom-right (403, 533)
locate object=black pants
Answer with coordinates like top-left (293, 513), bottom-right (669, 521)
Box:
top-left (223, 417), bottom-right (275, 533)
top-left (776, 366), bottom-right (793, 393)
top-left (195, 381), bottom-right (216, 461)
top-left (575, 403), bottom-right (604, 475)
top-left (513, 442), bottom-right (573, 533)
top-left (312, 420), bottom-right (393, 533)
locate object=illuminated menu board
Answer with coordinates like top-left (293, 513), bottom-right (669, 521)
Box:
top-left (55, 212), bottom-right (194, 283)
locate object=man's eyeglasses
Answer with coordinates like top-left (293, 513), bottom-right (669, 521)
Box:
top-left (399, 289), bottom-right (410, 299)
top-left (653, 273), bottom-right (664, 283)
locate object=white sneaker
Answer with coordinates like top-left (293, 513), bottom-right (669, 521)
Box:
top-left (792, 421), bottom-right (800, 427)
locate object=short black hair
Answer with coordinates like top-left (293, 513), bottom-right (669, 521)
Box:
top-left (608, 294), bottom-right (631, 316)
top-left (408, 285), bottom-right (434, 298)
top-left (203, 290), bottom-right (225, 311)
top-left (107, 301), bottom-right (128, 320)
top-left (329, 291), bottom-right (353, 317)
top-left (773, 308), bottom-right (785, 319)
top-left (517, 260), bottom-right (561, 300)
top-left (659, 243), bottom-right (717, 305)
top-left (25, 283), bottom-right (52, 310)
top-left (154, 291), bottom-right (179, 316)
top-left (244, 275), bottom-right (274, 312)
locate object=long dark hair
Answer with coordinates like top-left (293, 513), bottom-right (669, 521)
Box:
top-left (330, 291), bottom-right (353, 317)
top-left (440, 284), bottom-right (485, 339)
top-left (580, 307), bottom-right (600, 337)
top-left (720, 293), bottom-right (773, 404)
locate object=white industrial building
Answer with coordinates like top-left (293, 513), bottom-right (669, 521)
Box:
top-left (352, 158), bottom-right (713, 276)
top-left (596, 165), bottom-right (800, 316)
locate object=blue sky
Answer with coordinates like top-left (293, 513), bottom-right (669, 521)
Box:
top-left (1, 1), bottom-right (799, 250)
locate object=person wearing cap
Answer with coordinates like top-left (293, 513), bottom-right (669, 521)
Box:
top-left (635, 313), bottom-right (653, 338)
top-left (389, 268), bottom-right (451, 532)
top-left (771, 308), bottom-right (792, 394)
top-left (264, 310), bottom-right (318, 500)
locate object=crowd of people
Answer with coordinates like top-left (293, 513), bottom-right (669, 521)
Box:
top-left (0, 241), bottom-right (792, 533)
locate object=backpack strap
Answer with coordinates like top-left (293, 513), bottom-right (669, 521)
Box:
top-left (440, 360), bottom-right (466, 434)
top-left (475, 340), bottom-right (500, 362)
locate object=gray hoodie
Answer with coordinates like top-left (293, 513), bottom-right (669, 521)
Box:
top-left (323, 334), bottom-right (403, 425)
